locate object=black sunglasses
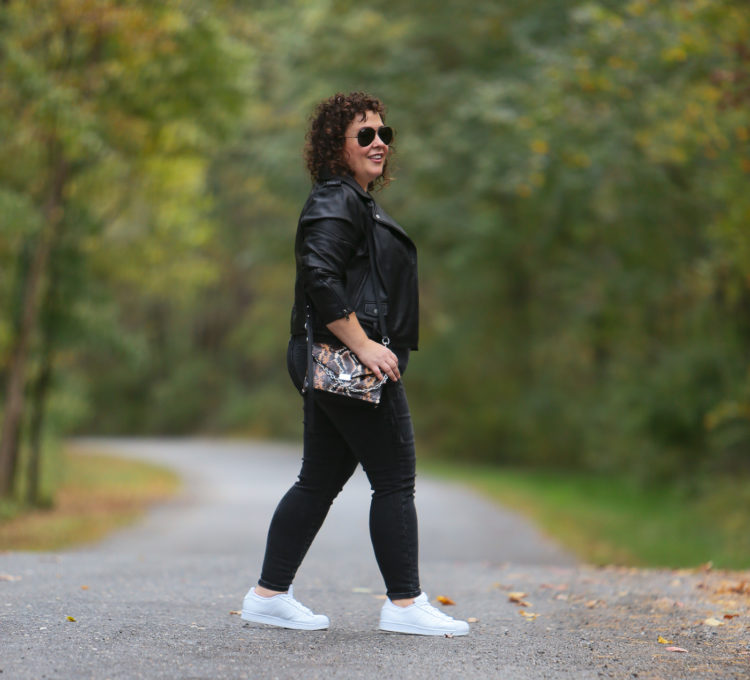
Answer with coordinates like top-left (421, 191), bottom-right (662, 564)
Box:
top-left (345, 126), bottom-right (394, 147)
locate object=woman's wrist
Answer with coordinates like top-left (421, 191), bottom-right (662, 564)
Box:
top-left (326, 313), bottom-right (369, 353)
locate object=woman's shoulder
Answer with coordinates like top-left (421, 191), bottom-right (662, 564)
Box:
top-left (301, 176), bottom-right (369, 223)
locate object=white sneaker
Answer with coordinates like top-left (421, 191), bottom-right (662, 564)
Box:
top-left (379, 592), bottom-right (470, 636)
top-left (241, 586), bottom-right (329, 630)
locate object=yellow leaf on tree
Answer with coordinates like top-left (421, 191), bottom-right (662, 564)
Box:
top-left (662, 46), bottom-right (688, 63)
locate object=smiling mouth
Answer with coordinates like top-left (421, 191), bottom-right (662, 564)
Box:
top-left (368, 154), bottom-right (384, 161)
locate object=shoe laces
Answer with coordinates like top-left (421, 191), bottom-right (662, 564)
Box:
top-left (281, 592), bottom-right (314, 616)
top-left (415, 598), bottom-right (454, 621)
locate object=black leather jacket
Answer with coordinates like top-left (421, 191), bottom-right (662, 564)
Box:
top-left (290, 175), bottom-right (419, 350)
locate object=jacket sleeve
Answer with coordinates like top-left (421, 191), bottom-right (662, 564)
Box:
top-left (299, 190), bottom-right (365, 325)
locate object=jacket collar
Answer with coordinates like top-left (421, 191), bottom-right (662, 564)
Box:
top-left (340, 174), bottom-right (371, 199)
top-left (318, 172), bottom-right (371, 199)
top-left (319, 174), bottom-right (413, 243)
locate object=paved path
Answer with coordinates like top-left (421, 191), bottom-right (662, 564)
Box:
top-left (1, 439), bottom-right (748, 679)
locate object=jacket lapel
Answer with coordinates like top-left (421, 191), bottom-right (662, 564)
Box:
top-left (339, 176), bottom-right (413, 244)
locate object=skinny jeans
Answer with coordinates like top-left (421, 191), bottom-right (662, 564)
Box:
top-left (258, 334), bottom-right (421, 599)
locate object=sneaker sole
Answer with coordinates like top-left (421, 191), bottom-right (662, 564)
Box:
top-left (241, 610), bottom-right (329, 631)
top-left (379, 621), bottom-right (469, 636)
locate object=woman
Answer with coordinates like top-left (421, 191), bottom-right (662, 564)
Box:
top-left (241, 92), bottom-right (469, 636)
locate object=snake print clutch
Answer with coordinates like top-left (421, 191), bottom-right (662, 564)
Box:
top-left (309, 342), bottom-right (387, 405)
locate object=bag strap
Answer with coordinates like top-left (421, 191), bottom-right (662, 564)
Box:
top-left (305, 302), bottom-right (315, 393)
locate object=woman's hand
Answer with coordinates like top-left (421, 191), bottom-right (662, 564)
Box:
top-left (326, 313), bottom-right (400, 382)
top-left (352, 338), bottom-right (401, 383)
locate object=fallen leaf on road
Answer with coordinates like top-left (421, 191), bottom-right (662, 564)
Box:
top-left (723, 613), bottom-right (739, 620)
top-left (66, 616), bottom-right (76, 622)
top-left (731, 581), bottom-right (750, 595)
top-left (508, 592), bottom-right (529, 605)
top-left (352, 587), bottom-right (372, 593)
top-left (657, 636), bottom-right (673, 644)
top-left (703, 617), bottom-right (724, 627)
top-left (81, 585), bottom-right (89, 590)
top-left (540, 583), bottom-right (568, 591)
top-left (585, 600), bottom-right (605, 608)
top-left (716, 581), bottom-right (750, 596)
top-left (436, 595), bottom-right (455, 606)
top-left (444, 633), bottom-right (454, 638)
top-left (467, 617), bottom-right (479, 623)
top-left (554, 593), bottom-right (569, 601)
top-left (519, 610), bottom-right (539, 620)
top-left (665, 647), bottom-right (688, 653)
top-left (0, 574), bottom-right (21, 582)
top-left (229, 610), bottom-right (241, 615)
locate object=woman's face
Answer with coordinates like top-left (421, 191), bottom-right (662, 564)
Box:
top-left (343, 110), bottom-right (389, 190)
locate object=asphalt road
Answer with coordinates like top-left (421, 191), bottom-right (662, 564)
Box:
top-left (1, 438), bottom-right (748, 679)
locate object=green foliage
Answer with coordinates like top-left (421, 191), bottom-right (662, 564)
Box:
top-left (0, 0), bottom-right (248, 497)
top-left (424, 460), bottom-right (750, 569)
top-left (2, 0), bottom-right (750, 490)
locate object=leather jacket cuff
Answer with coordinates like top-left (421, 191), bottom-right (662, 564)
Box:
top-left (306, 278), bottom-right (353, 325)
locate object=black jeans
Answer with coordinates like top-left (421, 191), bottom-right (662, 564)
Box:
top-left (258, 335), bottom-right (421, 599)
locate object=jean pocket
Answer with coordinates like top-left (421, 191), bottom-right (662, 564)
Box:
top-left (394, 413), bottom-right (415, 446)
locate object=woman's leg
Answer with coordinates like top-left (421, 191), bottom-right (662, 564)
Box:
top-left (314, 381), bottom-right (421, 600)
top-left (258, 395), bottom-right (358, 591)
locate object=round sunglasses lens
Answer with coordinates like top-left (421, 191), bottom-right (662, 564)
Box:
top-left (357, 128), bottom-right (376, 146)
top-left (379, 127), bottom-right (393, 145)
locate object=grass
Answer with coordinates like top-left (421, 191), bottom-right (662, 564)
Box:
top-left (421, 460), bottom-right (750, 570)
top-left (0, 447), bottom-right (180, 551)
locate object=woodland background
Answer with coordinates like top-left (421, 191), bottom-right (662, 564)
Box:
top-left (1, 0), bottom-right (750, 505)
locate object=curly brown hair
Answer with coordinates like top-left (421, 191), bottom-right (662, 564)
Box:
top-left (304, 92), bottom-right (392, 191)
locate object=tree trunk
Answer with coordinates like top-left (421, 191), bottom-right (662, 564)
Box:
top-left (0, 149), bottom-right (67, 498)
top-left (25, 230), bottom-right (63, 507)
top-left (26, 341), bottom-right (54, 506)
